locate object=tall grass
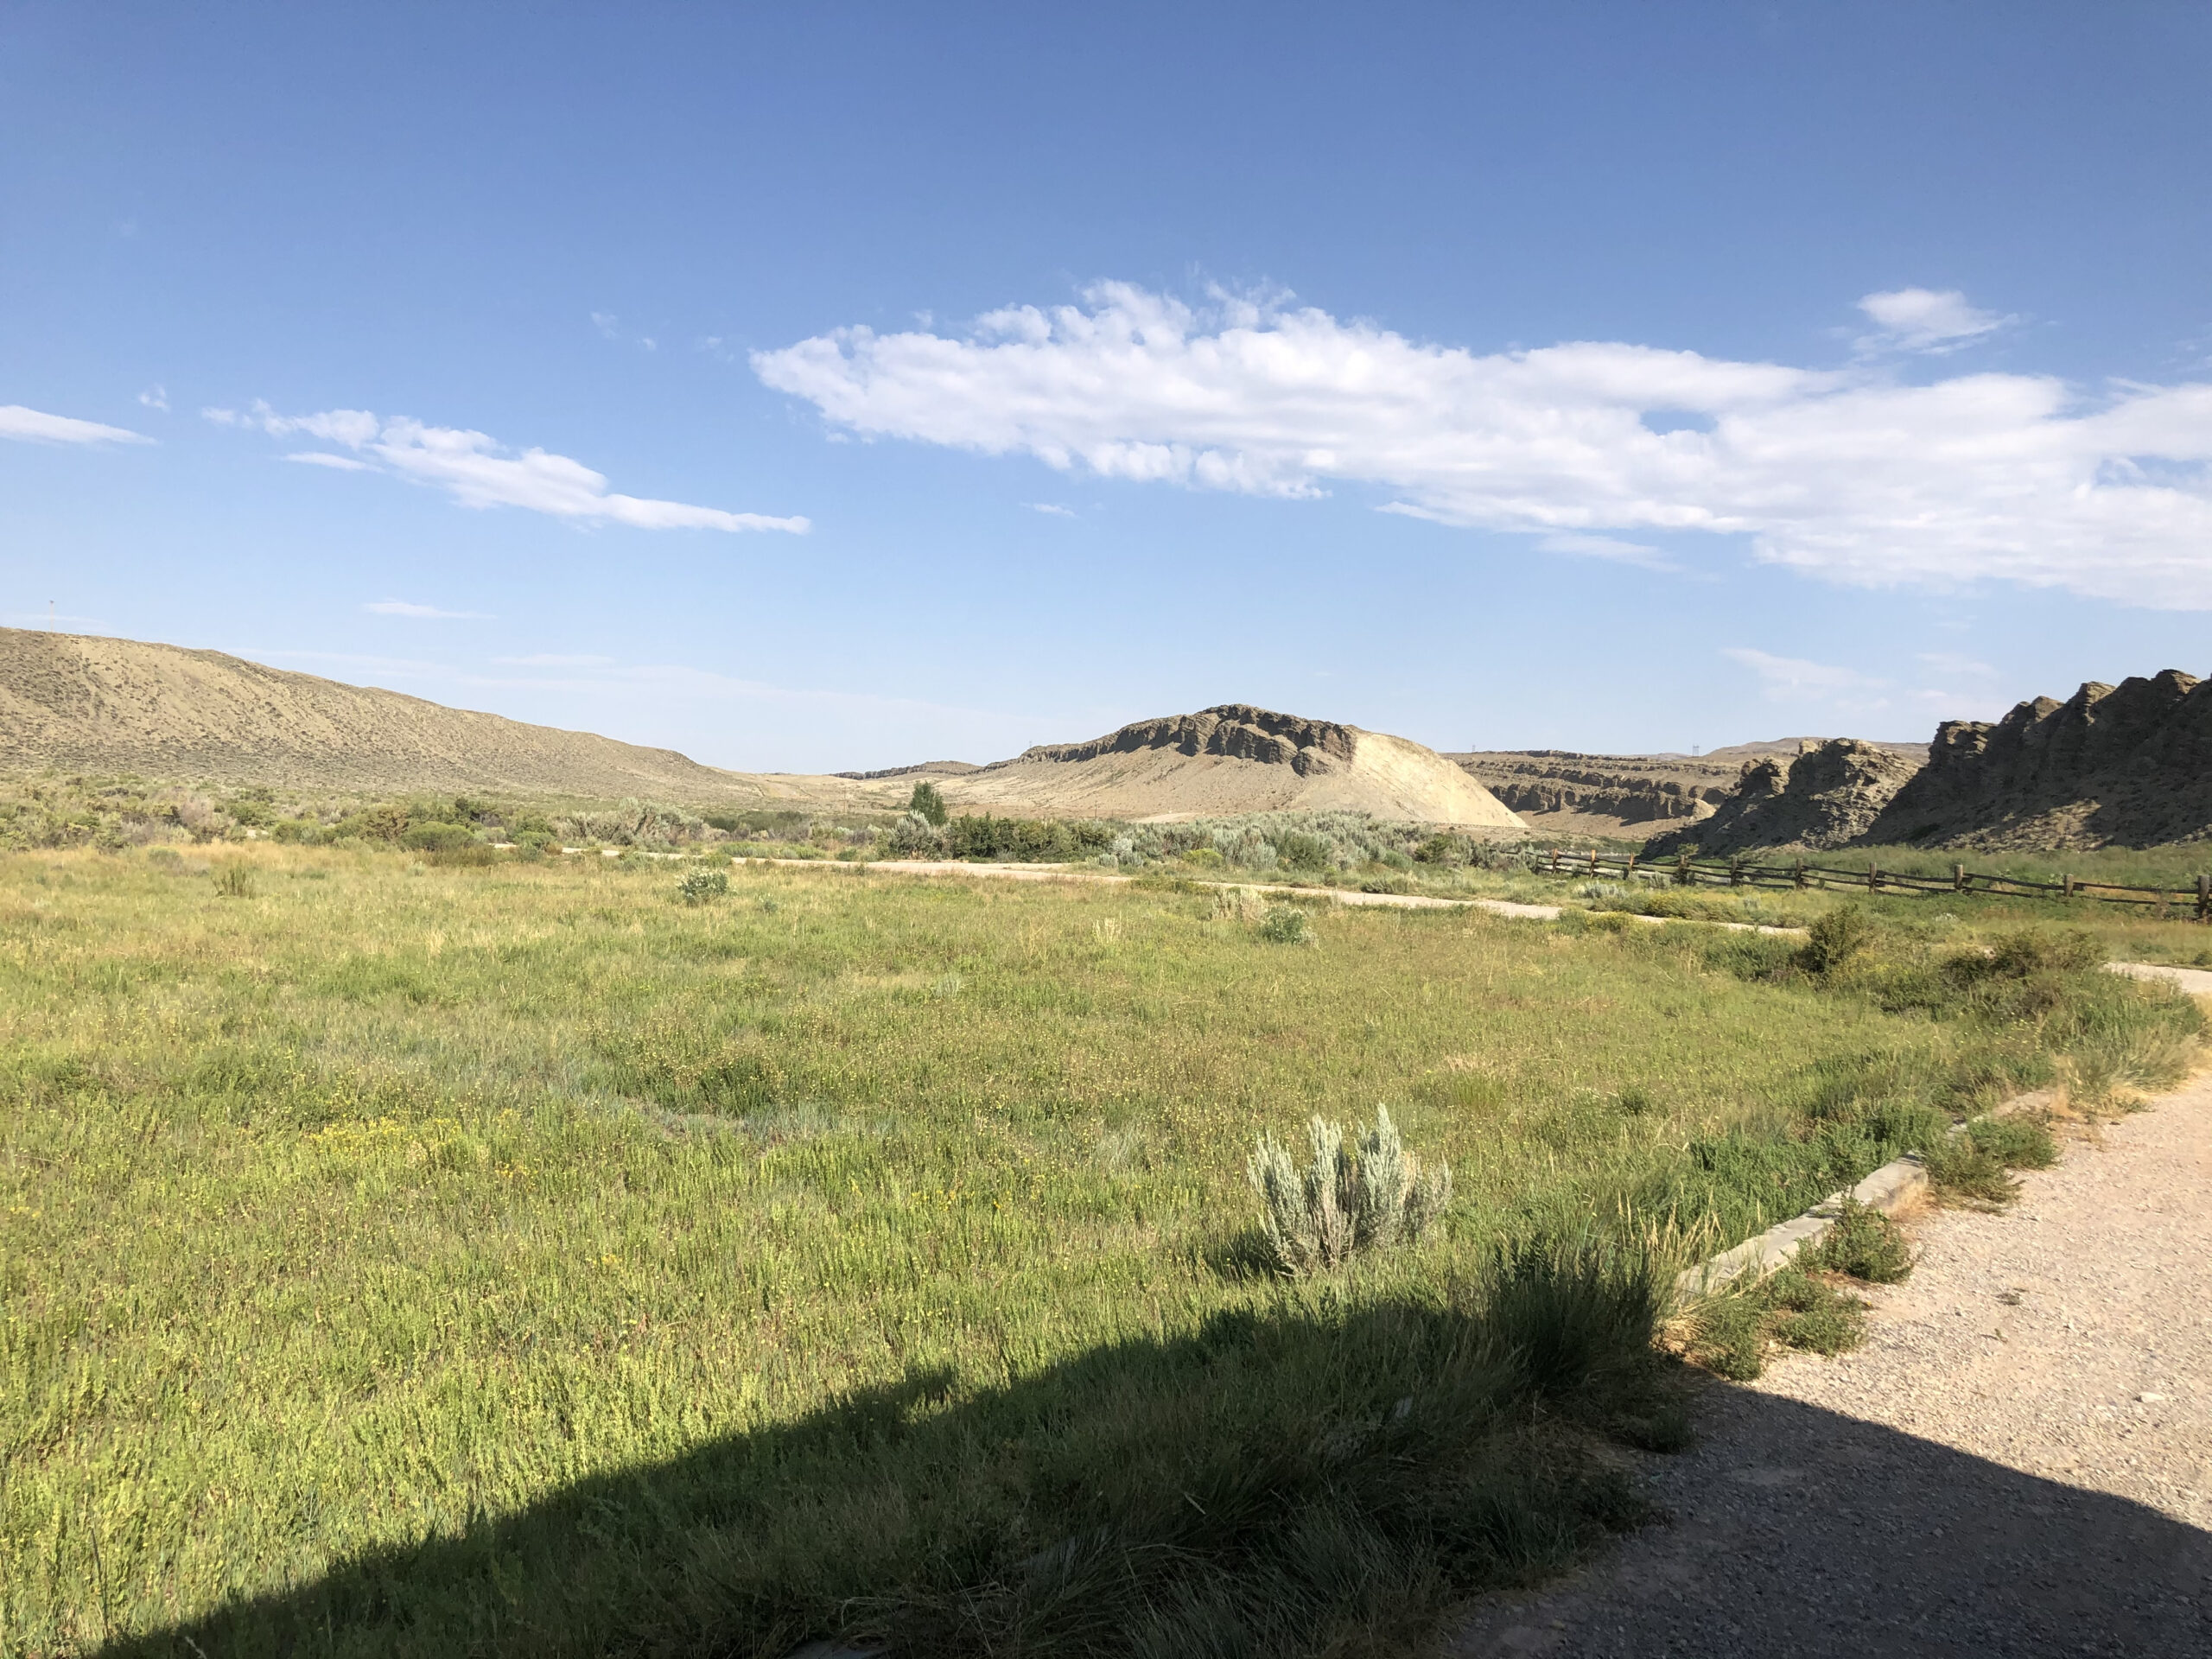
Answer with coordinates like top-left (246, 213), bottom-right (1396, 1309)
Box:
top-left (0, 847), bottom-right (2198, 1654)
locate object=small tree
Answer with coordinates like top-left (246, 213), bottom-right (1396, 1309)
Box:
top-left (908, 780), bottom-right (950, 827)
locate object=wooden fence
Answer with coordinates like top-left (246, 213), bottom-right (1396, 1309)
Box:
top-left (1532, 846), bottom-right (2212, 920)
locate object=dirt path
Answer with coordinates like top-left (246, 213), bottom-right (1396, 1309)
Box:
top-left (751, 857), bottom-right (1795, 930)
top-left (1450, 1071), bottom-right (2212, 1658)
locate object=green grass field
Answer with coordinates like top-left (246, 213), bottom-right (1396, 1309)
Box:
top-left (2, 846), bottom-right (2201, 1656)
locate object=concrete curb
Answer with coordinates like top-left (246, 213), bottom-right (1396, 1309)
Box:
top-left (1673, 1090), bottom-right (2053, 1301)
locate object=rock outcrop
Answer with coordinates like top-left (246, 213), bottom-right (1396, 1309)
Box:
top-left (1864, 671), bottom-right (2212, 849)
top-left (1646, 740), bottom-right (1924, 855)
top-left (942, 705), bottom-right (1526, 825)
top-left (1452, 751), bottom-right (1732, 831)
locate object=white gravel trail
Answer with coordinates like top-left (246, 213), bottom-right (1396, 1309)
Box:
top-left (1452, 1070), bottom-right (2212, 1658)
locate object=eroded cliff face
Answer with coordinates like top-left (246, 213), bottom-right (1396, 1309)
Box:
top-left (1866, 671), bottom-right (2212, 849)
top-left (1646, 740), bottom-right (1925, 855)
top-left (1017, 705), bottom-right (1360, 775)
top-left (944, 705), bottom-right (1525, 824)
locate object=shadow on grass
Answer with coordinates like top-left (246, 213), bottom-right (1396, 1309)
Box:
top-left (100, 1249), bottom-right (1683, 1659)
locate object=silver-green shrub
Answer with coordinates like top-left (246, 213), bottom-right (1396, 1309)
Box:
top-left (677, 867), bottom-right (729, 906)
top-left (889, 810), bottom-right (946, 857)
top-left (1245, 1106), bottom-right (1452, 1274)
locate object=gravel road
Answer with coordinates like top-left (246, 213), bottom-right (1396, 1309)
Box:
top-left (1451, 1070), bottom-right (2212, 1658)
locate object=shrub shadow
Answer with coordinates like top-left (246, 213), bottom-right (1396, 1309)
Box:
top-left (98, 1264), bottom-right (1678, 1659)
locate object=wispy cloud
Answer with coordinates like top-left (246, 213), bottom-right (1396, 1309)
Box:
top-left (1723, 646), bottom-right (2006, 723)
top-left (211, 401), bottom-right (809, 533)
top-left (0, 404), bottom-right (152, 445)
top-left (1534, 531), bottom-right (1678, 572)
top-left (1026, 501), bottom-right (1076, 518)
top-left (137, 385), bottom-right (168, 412)
top-left (755, 282), bottom-right (2212, 607)
top-left (1723, 648), bottom-right (1886, 698)
top-left (3, 610), bottom-right (108, 629)
top-left (491, 652), bottom-right (616, 667)
top-left (365, 599), bottom-right (494, 620)
top-left (1853, 288), bottom-right (2012, 354)
top-left (286, 451), bottom-right (372, 471)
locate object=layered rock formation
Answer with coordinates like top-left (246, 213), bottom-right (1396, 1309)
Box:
top-left (1864, 671), bottom-right (2212, 849)
top-left (1646, 740), bottom-right (1925, 855)
top-left (942, 705), bottom-right (1525, 825)
top-left (1452, 751), bottom-right (1732, 834)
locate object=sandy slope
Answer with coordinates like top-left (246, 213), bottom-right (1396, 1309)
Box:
top-left (0, 627), bottom-right (886, 805)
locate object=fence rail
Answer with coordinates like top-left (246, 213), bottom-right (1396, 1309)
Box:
top-left (1531, 846), bottom-right (2212, 921)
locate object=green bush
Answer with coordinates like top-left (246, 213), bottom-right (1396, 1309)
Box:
top-left (1276, 830), bottom-right (1332, 871)
top-left (1258, 905), bottom-right (1313, 944)
top-left (1804, 1200), bottom-right (1913, 1284)
top-left (399, 822), bottom-right (476, 855)
top-left (1798, 904), bottom-right (1872, 974)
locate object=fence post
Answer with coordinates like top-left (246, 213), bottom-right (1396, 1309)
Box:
top-left (1793, 856), bottom-right (1806, 890)
top-left (1589, 849), bottom-right (1600, 876)
top-left (1548, 848), bottom-right (1560, 875)
top-left (2198, 874), bottom-right (2209, 923)
top-left (2063, 873), bottom-right (2075, 900)
top-left (1953, 862), bottom-right (1967, 893)
top-left (1625, 852), bottom-right (1637, 881)
top-left (1675, 849), bottom-right (1690, 887)
top-left (1728, 855), bottom-right (1743, 887)
top-left (1867, 864), bottom-right (1878, 893)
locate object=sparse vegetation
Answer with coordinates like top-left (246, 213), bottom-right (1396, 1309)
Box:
top-left (1802, 1198), bottom-right (1914, 1284)
top-left (1686, 1267), bottom-right (1871, 1381)
top-left (1258, 903), bottom-right (1314, 944)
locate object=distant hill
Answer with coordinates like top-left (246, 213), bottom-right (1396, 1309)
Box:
top-left (1449, 739), bottom-right (1928, 838)
top-left (943, 705), bottom-right (1525, 826)
top-left (0, 627), bottom-right (874, 805)
top-left (834, 760), bottom-right (982, 781)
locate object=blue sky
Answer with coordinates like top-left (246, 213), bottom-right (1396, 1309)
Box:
top-left (4, 3), bottom-right (2209, 772)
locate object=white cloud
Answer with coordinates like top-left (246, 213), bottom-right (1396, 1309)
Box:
top-left (138, 385), bottom-right (168, 411)
top-left (491, 652), bottom-right (617, 667)
top-left (756, 282), bottom-right (2212, 608)
top-left (1854, 288), bottom-right (2011, 353)
top-left (1916, 651), bottom-right (1999, 678)
top-left (1026, 501), bottom-right (1076, 517)
top-left (0, 404), bottom-right (152, 445)
top-left (592, 311), bottom-right (622, 340)
top-left (1533, 531), bottom-right (1676, 571)
top-left (1723, 648), bottom-right (1886, 698)
top-left (365, 599), bottom-right (494, 620)
top-left (3, 610), bottom-right (107, 628)
top-left (218, 401), bottom-right (809, 533)
top-left (286, 451), bottom-right (372, 471)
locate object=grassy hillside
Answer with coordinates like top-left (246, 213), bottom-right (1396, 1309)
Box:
top-left (2, 846), bottom-right (2199, 1655)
